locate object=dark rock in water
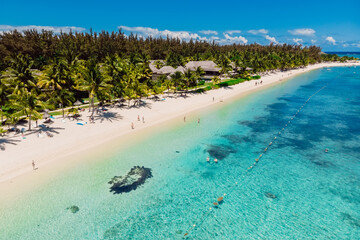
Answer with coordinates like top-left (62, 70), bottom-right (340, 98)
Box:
top-left (265, 192), bottom-right (277, 199)
top-left (206, 144), bottom-right (236, 160)
top-left (341, 212), bottom-right (360, 228)
top-left (67, 205), bottom-right (79, 213)
top-left (176, 151), bottom-right (180, 153)
top-left (108, 166), bottom-right (152, 194)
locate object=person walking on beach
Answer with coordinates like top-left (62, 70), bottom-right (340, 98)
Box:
top-left (131, 122), bottom-right (134, 129)
top-left (198, 118), bottom-right (200, 124)
top-left (137, 115), bottom-right (140, 121)
top-left (213, 97), bottom-right (214, 102)
top-left (184, 116), bottom-right (186, 122)
top-left (32, 160), bottom-right (36, 170)
top-left (142, 116), bottom-right (145, 123)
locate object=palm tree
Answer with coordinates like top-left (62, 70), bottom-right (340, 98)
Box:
top-left (104, 55), bottom-right (128, 101)
top-left (151, 82), bottom-right (165, 98)
top-left (76, 58), bottom-right (111, 117)
top-left (211, 76), bottom-right (221, 87)
top-left (216, 55), bottom-right (232, 77)
top-left (48, 89), bottom-right (75, 118)
top-left (163, 79), bottom-right (174, 95)
top-left (9, 89), bottom-right (45, 130)
top-left (157, 74), bottom-right (168, 83)
top-left (123, 87), bottom-right (136, 108)
top-left (133, 81), bottom-right (148, 105)
top-left (67, 107), bottom-right (79, 119)
top-left (0, 127), bottom-right (6, 136)
top-left (38, 57), bottom-right (69, 91)
top-left (154, 60), bottom-right (164, 69)
top-left (194, 66), bottom-right (205, 79)
top-left (136, 52), bottom-right (150, 67)
top-left (6, 114), bottom-right (19, 131)
top-left (183, 69), bottom-right (196, 94)
top-left (166, 52), bottom-right (184, 68)
top-left (0, 73), bottom-right (9, 124)
top-left (6, 53), bottom-right (37, 94)
top-left (170, 71), bottom-right (183, 94)
top-left (38, 57), bottom-right (76, 117)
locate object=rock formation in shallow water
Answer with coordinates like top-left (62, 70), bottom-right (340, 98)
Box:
top-left (66, 205), bottom-right (79, 213)
top-left (265, 192), bottom-right (277, 199)
top-left (108, 166), bottom-right (152, 194)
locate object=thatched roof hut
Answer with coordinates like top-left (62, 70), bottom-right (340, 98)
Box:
top-left (159, 66), bottom-right (176, 75)
top-left (185, 61), bottom-right (220, 72)
top-left (174, 66), bottom-right (186, 73)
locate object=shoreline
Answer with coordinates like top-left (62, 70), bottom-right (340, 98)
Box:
top-left (0, 61), bottom-right (359, 191)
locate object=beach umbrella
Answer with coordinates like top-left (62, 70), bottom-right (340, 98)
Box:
top-left (43, 112), bottom-right (50, 119)
top-left (74, 100), bottom-right (82, 106)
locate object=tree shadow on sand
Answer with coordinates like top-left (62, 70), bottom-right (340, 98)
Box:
top-left (95, 111), bottom-right (123, 123)
top-left (127, 100), bottom-right (153, 109)
top-left (38, 125), bottom-right (65, 136)
top-left (0, 137), bottom-right (21, 151)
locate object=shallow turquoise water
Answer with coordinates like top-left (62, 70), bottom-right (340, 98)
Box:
top-left (1, 67), bottom-right (360, 239)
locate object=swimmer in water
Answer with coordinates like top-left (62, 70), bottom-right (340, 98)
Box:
top-left (206, 157), bottom-right (210, 162)
top-left (214, 158), bottom-right (218, 163)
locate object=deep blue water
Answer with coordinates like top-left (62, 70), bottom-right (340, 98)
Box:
top-left (326, 51), bottom-right (360, 58)
top-left (0, 66), bottom-right (359, 239)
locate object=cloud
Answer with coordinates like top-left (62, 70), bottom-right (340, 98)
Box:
top-left (119, 25), bottom-right (207, 41)
top-left (293, 38), bottom-right (303, 45)
top-left (352, 43), bottom-right (360, 48)
top-left (199, 30), bottom-right (218, 35)
top-left (288, 28), bottom-right (315, 36)
top-left (325, 36), bottom-right (336, 45)
top-left (0, 25), bottom-right (85, 33)
top-left (119, 26), bottom-right (249, 44)
top-left (343, 43), bottom-right (349, 47)
top-left (248, 29), bottom-right (268, 35)
top-left (311, 39), bottom-right (317, 44)
top-left (209, 36), bottom-right (220, 41)
top-left (265, 35), bottom-right (278, 44)
top-left (225, 30), bottom-right (241, 35)
top-left (221, 33), bottom-right (248, 44)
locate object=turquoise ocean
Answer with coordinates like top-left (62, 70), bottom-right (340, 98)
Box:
top-left (1, 66), bottom-right (360, 239)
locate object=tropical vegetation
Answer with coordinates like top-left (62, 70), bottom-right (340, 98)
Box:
top-left (0, 29), bottom-right (357, 131)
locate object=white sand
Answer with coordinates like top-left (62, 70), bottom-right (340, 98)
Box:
top-left (1, 61), bottom-right (359, 183)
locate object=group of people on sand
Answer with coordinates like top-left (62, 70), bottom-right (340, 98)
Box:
top-left (131, 115), bottom-right (145, 129)
top-left (255, 81), bottom-right (263, 86)
top-left (206, 156), bottom-right (218, 163)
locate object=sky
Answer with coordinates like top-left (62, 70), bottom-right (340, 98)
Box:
top-left (1, 0), bottom-right (360, 51)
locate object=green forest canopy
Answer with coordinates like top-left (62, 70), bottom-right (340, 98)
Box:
top-left (0, 29), bottom-right (357, 130)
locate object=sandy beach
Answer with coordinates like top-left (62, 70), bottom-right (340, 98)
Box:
top-left (1, 61), bottom-right (359, 186)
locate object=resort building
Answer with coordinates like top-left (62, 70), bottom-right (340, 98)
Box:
top-left (185, 61), bottom-right (221, 79)
top-left (150, 60), bottom-right (221, 80)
